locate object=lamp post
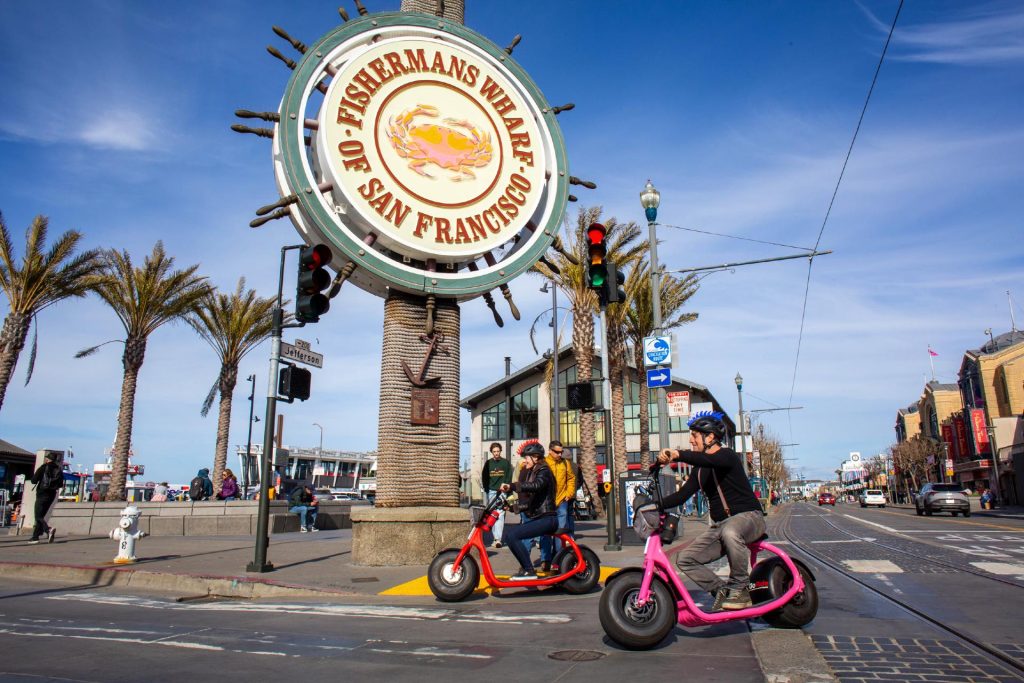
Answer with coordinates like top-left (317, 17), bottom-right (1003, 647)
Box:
top-left (987, 425), bottom-right (1002, 506)
top-left (540, 282), bottom-right (560, 441)
top-left (640, 180), bottom-right (669, 457)
top-left (735, 373), bottom-right (748, 477)
top-left (313, 422), bottom-right (324, 489)
top-left (244, 374), bottom-right (258, 498)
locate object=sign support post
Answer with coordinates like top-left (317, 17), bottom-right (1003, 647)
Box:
top-left (599, 306), bottom-right (621, 551)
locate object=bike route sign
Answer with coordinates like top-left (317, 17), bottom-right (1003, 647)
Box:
top-left (643, 336), bottom-right (672, 367)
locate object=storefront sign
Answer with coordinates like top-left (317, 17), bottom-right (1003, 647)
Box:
top-left (970, 408), bottom-right (990, 454)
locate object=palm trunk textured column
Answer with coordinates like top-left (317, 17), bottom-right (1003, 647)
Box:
top-left (212, 367), bottom-right (238, 495)
top-left (376, 292), bottom-right (461, 508)
top-left (108, 336), bottom-right (146, 501)
top-left (0, 313), bottom-right (31, 412)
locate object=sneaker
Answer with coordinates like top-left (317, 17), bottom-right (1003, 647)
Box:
top-left (493, 541), bottom-right (503, 549)
top-left (549, 564), bottom-right (560, 574)
top-left (540, 561), bottom-right (551, 573)
top-left (300, 527), bottom-right (308, 533)
top-left (309, 527), bottom-right (319, 533)
top-left (508, 568), bottom-right (538, 581)
top-left (720, 588), bottom-right (753, 610)
top-left (711, 588), bottom-right (727, 611)
top-left (27, 539), bottom-right (40, 545)
top-left (533, 558), bottom-right (546, 568)
top-left (47, 529), bottom-right (56, 544)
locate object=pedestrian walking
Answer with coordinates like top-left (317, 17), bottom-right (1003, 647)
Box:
top-left (540, 440), bottom-right (575, 573)
top-left (29, 452), bottom-right (64, 544)
top-left (481, 442), bottom-right (511, 548)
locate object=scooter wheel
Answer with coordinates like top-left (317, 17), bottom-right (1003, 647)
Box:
top-left (428, 550), bottom-right (479, 602)
top-left (599, 572), bottom-right (676, 650)
top-left (555, 546), bottom-right (600, 595)
top-left (760, 563), bottom-right (818, 629)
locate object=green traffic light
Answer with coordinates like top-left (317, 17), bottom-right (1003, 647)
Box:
top-left (589, 265), bottom-right (607, 287)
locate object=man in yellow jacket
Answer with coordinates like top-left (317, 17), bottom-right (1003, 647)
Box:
top-left (539, 440), bottom-right (576, 572)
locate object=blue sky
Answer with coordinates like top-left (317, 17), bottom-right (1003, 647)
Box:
top-left (1, 1), bottom-right (1021, 484)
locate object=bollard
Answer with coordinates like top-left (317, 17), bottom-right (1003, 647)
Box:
top-left (109, 505), bottom-right (147, 564)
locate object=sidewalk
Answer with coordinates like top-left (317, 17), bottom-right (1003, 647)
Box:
top-left (888, 501), bottom-right (1024, 520)
top-left (0, 515), bottom-right (690, 601)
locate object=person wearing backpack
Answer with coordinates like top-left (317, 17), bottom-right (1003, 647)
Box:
top-left (29, 452), bottom-right (64, 544)
top-left (189, 468), bottom-right (213, 501)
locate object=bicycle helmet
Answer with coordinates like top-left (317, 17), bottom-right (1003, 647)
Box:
top-left (687, 411), bottom-right (728, 444)
top-left (518, 439), bottom-right (545, 458)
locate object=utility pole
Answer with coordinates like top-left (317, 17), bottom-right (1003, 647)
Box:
top-left (599, 305), bottom-right (620, 551)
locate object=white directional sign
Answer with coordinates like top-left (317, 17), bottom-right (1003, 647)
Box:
top-left (280, 340), bottom-right (324, 368)
top-left (647, 368), bottom-right (671, 388)
top-left (643, 335), bottom-right (672, 367)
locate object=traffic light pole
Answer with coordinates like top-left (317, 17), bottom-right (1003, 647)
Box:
top-left (248, 244), bottom-right (305, 573)
top-left (599, 305), bottom-right (621, 551)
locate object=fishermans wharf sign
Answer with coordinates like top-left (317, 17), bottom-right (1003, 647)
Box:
top-left (272, 13), bottom-right (569, 299)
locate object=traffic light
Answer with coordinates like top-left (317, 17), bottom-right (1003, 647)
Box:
top-left (296, 244), bottom-right (333, 323)
top-left (606, 262), bottom-right (626, 304)
top-left (567, 381), bottom-right (594, 410)
top-left (587, 222), bottom-right (608, 292)
top-left (279, 364), bottom-right (312, 401)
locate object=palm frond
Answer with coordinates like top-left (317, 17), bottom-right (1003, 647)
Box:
top-left (23, 315), bottom-right (36, 386)
top-left (74, 339), bottom-right (123, 359)
top-left (200, 376), bottom-right (219, 417)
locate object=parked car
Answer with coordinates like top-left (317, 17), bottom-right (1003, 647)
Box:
top-left (915, 482), bottom-right (970, 517)
top-left (859, 489), bottom-right (886, 508)
top-left (817, 492), bottom-right (836, 506)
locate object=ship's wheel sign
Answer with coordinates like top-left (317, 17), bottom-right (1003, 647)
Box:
top-left (259, 13), bottom-right (573, 301)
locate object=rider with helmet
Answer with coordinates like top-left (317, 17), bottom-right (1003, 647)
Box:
top-left (656, 411), bottom-right (766, 610)
top-left (499, 440), bottom-right (557, 581)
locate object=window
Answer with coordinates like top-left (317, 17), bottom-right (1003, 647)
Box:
top-left (556, 366), bottom-right (605, 447)
top-left (511, 385), bottom-right (538, 440)
top-left (482, 400), bottom-right (506, 442)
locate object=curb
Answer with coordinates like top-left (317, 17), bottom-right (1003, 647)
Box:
top-left (0, 560), bottom-right (357, 600)
top-left (751, 628), bottom-right (837, 683)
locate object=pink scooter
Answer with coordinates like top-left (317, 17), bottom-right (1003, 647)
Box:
top-left (599, 464), bottom-right (818, 649)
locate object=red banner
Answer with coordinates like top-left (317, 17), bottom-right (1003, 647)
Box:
top-left (941, 423), bottom-right (955, 451)
top-left (953, 416), bottom-right (969, 458)
top-left (970, 408), bottom-right (990, 454)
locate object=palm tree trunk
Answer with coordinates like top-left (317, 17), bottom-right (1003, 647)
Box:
top-left (573, 307), bottom-right (602, 516)
top-left (211, 364), bottom-right (238, 496)
top-left (608, 325), bottom-right (628, 478)
top-left (634, 345), bottom-right (652, 469)
top-left (0, 312), bottom-right (31, 413)
top-left (376, 292), bottom-right (460, 507)
top-left (107, 336), bottom-right (146, 501)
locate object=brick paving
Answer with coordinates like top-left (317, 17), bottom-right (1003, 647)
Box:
top-left (812, 635), bottom-right (1023, 682)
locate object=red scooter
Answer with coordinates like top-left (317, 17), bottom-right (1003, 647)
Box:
top-left (428, 492), bottom-right (601, 602)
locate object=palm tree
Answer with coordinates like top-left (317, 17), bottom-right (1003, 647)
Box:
top-left (0, 213), bottom-right (101, 413)
top-left (534, 206), bottom-right (641, 515)
top-left (80, 243), bottom-right (209, 500)
top-left (623, 262), bottom-right (699, 468)
top-left (188, 278), bottom-right (276, 497)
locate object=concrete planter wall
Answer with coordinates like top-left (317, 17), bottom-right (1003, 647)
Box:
top-left (38, 500), bottom-right (354, 537)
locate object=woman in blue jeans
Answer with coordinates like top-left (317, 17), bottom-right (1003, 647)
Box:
top-left (500, 442), bottom-right (557, 581)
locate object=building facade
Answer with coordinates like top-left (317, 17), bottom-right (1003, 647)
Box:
top-left (460, 347), bottom-right (735, 503)
top-left (234, 444), bottom-right (377, 497)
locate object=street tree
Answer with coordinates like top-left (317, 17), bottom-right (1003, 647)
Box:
top-left (188, 278), bottom-right (276, 496)
top-left (889, 436), bottom-right (943, 500)
top-left (79, 243), bottom-right (209, 500)
top-left (0, 214), bottom-right (101, 413)
top-left (752, 422), bottom-right (789, 510)
top-left (623, 262), bottom-right (699, 468)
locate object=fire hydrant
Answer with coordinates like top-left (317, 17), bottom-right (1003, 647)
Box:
top-left (110, 506), bottom-right (146, 564)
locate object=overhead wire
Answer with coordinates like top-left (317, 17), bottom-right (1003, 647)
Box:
top-left (657, 222), bottom-right (814, 252)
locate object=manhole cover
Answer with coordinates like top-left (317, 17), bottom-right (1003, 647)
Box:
top-left (351, 577), bottom-right (379, 583)
top-left (547, 650), bottom-right (606, 662)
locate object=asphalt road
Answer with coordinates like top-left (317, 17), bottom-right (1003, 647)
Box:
top-left (2, 503), bottom-right (1022, 682)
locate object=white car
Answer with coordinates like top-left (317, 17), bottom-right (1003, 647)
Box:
top-left (860, 489), bottom-right (886, 508)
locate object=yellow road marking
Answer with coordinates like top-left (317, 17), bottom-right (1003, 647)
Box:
top-left (380, 566), bottom-right (620, 596)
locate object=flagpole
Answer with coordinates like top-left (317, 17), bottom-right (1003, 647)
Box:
top-left (928, 346), bottom-right (935, 381)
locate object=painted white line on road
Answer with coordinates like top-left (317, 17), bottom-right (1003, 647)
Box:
top-left (842, 560), bottom-right (903, 573)
top-left (810, 540), bottom-right (865, 544)
top-left (840, 514), bottom-right (898, 533)
top-left (951, 545), bottom-right (1010, 558)
top-left (970, 561), bottom-right (1024, 575)
top-left (47, 592), bottom-right (571, 625)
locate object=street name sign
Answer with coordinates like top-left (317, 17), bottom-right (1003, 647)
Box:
top-left (281, 341), bottom-right (324, 369)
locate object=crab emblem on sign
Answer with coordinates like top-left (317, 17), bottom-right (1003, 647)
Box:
top-left (388, 105), bottom-right (493, 181)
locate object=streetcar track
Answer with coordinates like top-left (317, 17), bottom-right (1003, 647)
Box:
top-left (802, 505), bottom-right (1024, 590)
top-left (778, 504), bottom-right (1024, 679)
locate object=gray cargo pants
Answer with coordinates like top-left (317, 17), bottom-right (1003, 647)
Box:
top-left (675, 510), bottom-right (766, 594)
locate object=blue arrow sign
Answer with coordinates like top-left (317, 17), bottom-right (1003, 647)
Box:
top-left (647, 368), bottom-right (671, 388)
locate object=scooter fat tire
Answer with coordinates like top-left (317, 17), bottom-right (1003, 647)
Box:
top-left (599, 572), bottom-right (676, 650)
top-left (555, 546), bottom-right (600, 595)
top-left (760, 563), bottom-right (818, 629)
top-left (428, 549), bottom-right (480, 602)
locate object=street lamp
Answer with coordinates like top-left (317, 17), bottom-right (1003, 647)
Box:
top-left (540, 282), bottom-right (560, 441)
top-left (312, 422), bottom-right (324, 487)
top-left (244, 374), bottom-right (259, 498)
top-left (735, 373), bottom-right (748, 476)
top-left (640, 180), bottom-right (669, 456)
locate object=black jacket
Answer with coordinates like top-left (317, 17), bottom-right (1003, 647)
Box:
top-left (31, 462), bottom-right (63, 493)
top-left (660, 447), bottom-right (762, 523)
top-left (512, 460), bottom-right (556, 519)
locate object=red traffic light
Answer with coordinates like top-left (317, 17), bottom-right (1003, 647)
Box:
top-left (299, 244), bottom-right (333, 270)
top-left (587, 222), bottom-right (606, 245)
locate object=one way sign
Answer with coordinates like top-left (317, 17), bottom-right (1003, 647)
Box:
top-left (647, 368), bottom-right (671, 388)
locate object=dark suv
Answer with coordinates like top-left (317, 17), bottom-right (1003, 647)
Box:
top-left (915, 482), bottom-right (970, 517)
